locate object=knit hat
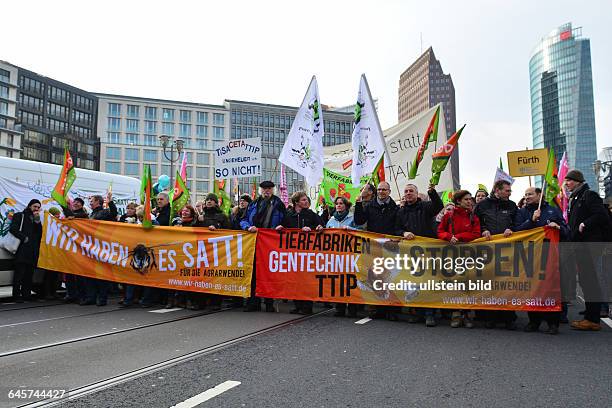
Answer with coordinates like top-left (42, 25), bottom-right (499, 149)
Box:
top-left (239, 194), bottom-right (252, 203)
top-left (564, 169), bottom-right (585, 183)
top-left (27, 199), bottom-right (41, 208)
top-left (205, 193), bottom-right (219, 204)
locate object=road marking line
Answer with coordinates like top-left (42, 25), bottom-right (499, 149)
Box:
top-left (602, 318), bottom-right (612, 329)
top-left (170, 381), bottom-right (241, 407)
top-left (149, 308), bottom-right (183, 313)
top-left (355, 317), bottom-right (372, 325)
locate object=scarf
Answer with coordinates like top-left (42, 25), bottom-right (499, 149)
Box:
top-left (333, 210), bottom-right (349, 222)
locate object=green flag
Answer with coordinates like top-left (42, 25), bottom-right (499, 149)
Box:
top-left (408, 106), bottom-right (440, 179)
top-left (318, 168), bottom-right (370, 209)
top-left (170, 170), bottom-right (190, 216)
top-left (140, 165), bottom-right (153, 229)
top-left (51, 147), bottom-right (77, 208)
top-left (430, 125), bottom-right (465, 185)
top-left (544, 148), bottom-right (561, 207)
top-left (215, 180), bottom-right (232, 215)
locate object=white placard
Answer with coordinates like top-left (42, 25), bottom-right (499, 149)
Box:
top-left (214, 137), bottom-right (262, 179)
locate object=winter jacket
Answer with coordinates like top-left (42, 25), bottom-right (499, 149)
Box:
top-left (240, 195), bottom-right (287, 230)
top-left (199, 207), bottom-right (231, 229)
top-left (474, 195), bottom-right (517, 235)
top-left (280, 208), bottom-right (322, 229)
top-left (231, 208), bottom-right (248, 230)
top-left (514, 201), bottom-right (569, 240)
top-left (394, 189), bottom-right (444, 238)
top-left (326, 213), bottom-right (361, 230)
top-left (567, 183), bottom-right (610, 242)
top-left (119, 213), bottom-right (138, 223)
top-left (90, 201), bottom-right (118, 222)
top-left (437, 206), bottom-right (481, 242)
top-left (10, 210), bottom-right (43, 266)
top-left (155, 205), bottom-right (171, 227)
top-left (354, 198), bottom-right (399, 235)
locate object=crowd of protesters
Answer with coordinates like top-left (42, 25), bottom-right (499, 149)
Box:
top-left (5, 169), bottom-right (612, 334)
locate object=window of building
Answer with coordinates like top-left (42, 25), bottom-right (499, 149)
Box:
top-left (0, 85), bottom-right (8, 99)
top-left (162, 108), bottom-right (174, 121)
top-left (106, 147), bottom-right (121, 160)
top-left (162, 122), bottom-right (174, 135)
top-left (126, 119), bottom-right (139, 132)
top-left (47, 118), bottom-right (68, 132)
top-left (180, 124), bottom-right (191, 137)
top-left (144, 135), bottom-right (157, 146)
top-left (107, 132), bottom-right (120, 144)
top-left (73, 94), bottom-right (93, 110)
top-left (144, 149), bottom-right (158, 162)
top-left (108, 103), bottom-right (121, 116)
top-left (180, 110), bottom-right (191, 122)
top-left (126, 133), bottom-right (139, 145)
top-left (23, 146), bottom-right (47, 161)
top-left (197, 111), bottom-right (208, 124)
top-left (125, 163), bottom-right (139, 176)
top-left (47, 86), bottom-right (70, 103)
top-left (145, 120), bottom-right (156, 134)
top-left (0, 69), bottom-right (9, 83)
top-left (125, 148), bottom-right (139, 161)
top-left (0, 102), bottom-right (7, 115)
top-left (161, 165), bottom-right (171, 175)
top-left (196, 181), bottom-right (208, 193)
top-left (197, 153), bottom-right (210, 165)
top-left (0, 117), bottom-right (7, 128)
top-left (78, 142), bottom-right (95, 156)
top-left (47, 102), bottom-right (68, 118)
top-left (196, 125), bottom-right (208, 138)
top-left (145, 106), bottom-right (157, 120)
top-left (195, 140), bottom-right (208, 149)
top-left (213, 113), bottom-right (224, 125)
top-left (127, 105), bottom-right (139, 118)
top-left (108, 117), bottom-right (121, 131)
top-left (196, 167), bottom-right (209, 179)
top-left (213, 127), bottom-right (224, 140)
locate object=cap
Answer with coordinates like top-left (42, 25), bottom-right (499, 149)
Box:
top-left (564, 169), bottom-right (585, 183)
top-left (260, 180), bottom-right (275, 188)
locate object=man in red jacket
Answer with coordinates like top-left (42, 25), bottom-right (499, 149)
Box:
top-left (438, 190), bottom-right (481, 328)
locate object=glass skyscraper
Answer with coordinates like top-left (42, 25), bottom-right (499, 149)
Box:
top-left (529, 23), bottom-right (598, 188)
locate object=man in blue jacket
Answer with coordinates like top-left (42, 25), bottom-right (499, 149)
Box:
top-left (241, 181), bottom-right (287, 312)
top-left (514, 187), bottom-right (568, 334)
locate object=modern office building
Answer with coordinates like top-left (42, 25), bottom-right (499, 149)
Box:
top-left (225, 100), bottom-right (354, 195)
top-left (95, 94), bottom-right (228, 202)
top-left (529, 23), bottom-right (598, 188)
top-left (4, 62), bottom-right (99, 169)
top-left (398, 47), bottom-right (458, 188)
top-left (0, 61), bottom-right (22, 158)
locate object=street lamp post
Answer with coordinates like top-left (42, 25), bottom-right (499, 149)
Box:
top-left (159, 135), bottom-right (184, 193)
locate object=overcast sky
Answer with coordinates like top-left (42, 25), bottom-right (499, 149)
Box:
top-left (3, 0), bottom-right (611, 199)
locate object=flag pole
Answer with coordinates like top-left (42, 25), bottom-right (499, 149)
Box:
top-left (362, 75), bottom-right (401, 200)
top-left (538, 179), bottom-right (546, 211)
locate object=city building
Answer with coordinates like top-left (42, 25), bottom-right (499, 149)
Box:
top-left (0, 61), bottom-right (22, 158)
top-left (398, 47), bottom-right (458, 188)
top-left (529, 23), bottom-right (598, 188)
top-left (4, 62), bottom-right (99, 169)
top-left (95, 94), bottom-right (228, 202)
top-left (225, 100), bottom-right (354, 195)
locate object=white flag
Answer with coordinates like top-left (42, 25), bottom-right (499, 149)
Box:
top-left (279, 76), bottom-right (324, 186)
top-left (493, 167), bottom-right (515, 185)
top-left (351, 74), bottom-right (386, 185)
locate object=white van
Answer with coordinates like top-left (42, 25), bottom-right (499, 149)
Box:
top-left (0, 157), bottom-right (140, 287)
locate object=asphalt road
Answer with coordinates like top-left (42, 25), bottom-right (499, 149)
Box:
top-left (0, 298), bottom-right (610, 408)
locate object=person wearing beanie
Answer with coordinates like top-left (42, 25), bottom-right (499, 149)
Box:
top-left (231, 194), bottom-right (252, 230)
top-left (198, 193), bottom-right (231, 230)
top-left (564, 169), bottom-right (609, 331)
top-left (9, 199), bottom-right (42, 302)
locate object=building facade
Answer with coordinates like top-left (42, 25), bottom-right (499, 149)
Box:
top-left (398, 47), bottom-right (458, 188)
top-left (7, 63), bottom-right (99, 169)
top-left (95, 94), bottom-right (228, 202)
top-left (0, 61), bottom-right (22, 158)
top-left (225, 100), bottom-right (354, 195)
top-left (529, 23), bottom-right (598, 188)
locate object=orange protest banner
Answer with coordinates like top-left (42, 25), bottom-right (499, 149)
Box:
top-left (39, 213), bottom-right (255, 297)
top-left (255, 227), bottom-right (561, 311)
